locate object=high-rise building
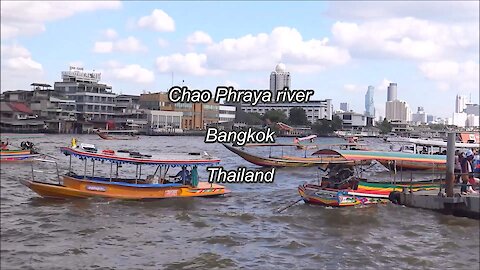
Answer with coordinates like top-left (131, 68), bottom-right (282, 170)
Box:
top-left (340, 102), bottom-right (349, 112)
top-left (411, 106), bottom-right (427, 124)
top-left (364, 85), bottom-right (375, 117)
top-left (387, 83), bottom-right (397, 102)
top-left (386, 100), bottom-right (411, 122)
top-left (455, 94), bottom-right (467, 113)
top-left (269, 63), bottom-right (290, 97)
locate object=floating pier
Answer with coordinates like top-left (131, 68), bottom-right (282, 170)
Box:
top-left (390, 133), bottom-right (480, 219)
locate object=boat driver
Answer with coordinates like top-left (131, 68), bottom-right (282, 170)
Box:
top-left (1, 139), bottom-right (8, 150)
top-left (174, 166), bottom-right (190, 183)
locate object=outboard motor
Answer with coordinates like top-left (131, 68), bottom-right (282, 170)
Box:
top-left (20, 141), bottom-right (37, 153)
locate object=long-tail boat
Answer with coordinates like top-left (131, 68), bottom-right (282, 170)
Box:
top-left (0, 141), bottom-right (40, 162)
top-left (313, 149), bottom-right (447, 171)
top-left (96, 129), bottom-right (140, 140)
top-left (223, 143), bottom-right (351, 167)
top-left (21, 141), bottom-right (229, 199)
top-left (298, 163), bottom-right (439, 207)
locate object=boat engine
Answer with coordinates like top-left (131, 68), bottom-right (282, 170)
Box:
top-left (20, 141), bottom-right (37, 153)
top-left (325, 164), bottom-right (355, 188)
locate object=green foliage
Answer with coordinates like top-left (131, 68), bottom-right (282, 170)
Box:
top-left (288, 108), bottom-right (309, 126)
top-left (312, 116), bottom-right (343, 135)
top-left (263, 109), bottom-right (288, 123)
top-left (235, 110), bottom-right (264, 125)
top-left (376, 118), bottom-right (392, 134)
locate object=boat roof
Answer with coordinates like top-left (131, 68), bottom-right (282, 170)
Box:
top-left (242, 142), bottom-right (367, 147)
top-left (387, 137), bottom-right (480, 149)
top-left (312, 149), bottom-right (446, 164)
top-left (60, 147), bottom-right (220, 166)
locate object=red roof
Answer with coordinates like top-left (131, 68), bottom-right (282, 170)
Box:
top-left (8, 102), bottom-right (33, 114)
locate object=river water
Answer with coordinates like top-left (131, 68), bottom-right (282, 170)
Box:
top-left (1, 135), bottom-right (479, 269)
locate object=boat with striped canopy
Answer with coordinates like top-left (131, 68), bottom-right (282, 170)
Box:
top-left (313, 149), bottom-right (447, 171)
top-left (21, 140), bottom-right (229, 199)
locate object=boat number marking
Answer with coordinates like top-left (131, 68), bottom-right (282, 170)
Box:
top-left (164, 190), bottom-right (178, 197)
top-left (86, 185), bottom-right (106, 192)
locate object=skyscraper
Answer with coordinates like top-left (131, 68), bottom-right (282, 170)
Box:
top-left (340, 102), bottom-right (349, 112)
top-left (387, 83), bottom-right (397, 102)
top-left (364, 85), bottom-right (375, 117)
top-left (455, 94), bottom-right (467, 113)
top-left (269, 63), bottom-right (290, 97)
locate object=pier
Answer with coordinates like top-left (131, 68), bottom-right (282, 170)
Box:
top-left (391, 132), bottom-right (480, 219)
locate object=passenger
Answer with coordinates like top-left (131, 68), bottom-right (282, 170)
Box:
top-left (1, 139), bottom-right (8, 150)
top-left (460, 150), bottom-right (480, 195)
top-left (454, 150), bottom-right (461, 183)
top-left (293, 137), bottom-right (300, 144)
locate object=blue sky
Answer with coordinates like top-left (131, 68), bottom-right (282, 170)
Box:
top-left (1, 1), bottom-right (479, 119)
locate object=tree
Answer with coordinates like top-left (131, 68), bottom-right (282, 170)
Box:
top-left (311, 116), bottom-right (343, 136)
top-left (376, 118), bottom-right (392, 134)
top-left (288, 108), bottom-right (309, 126)
top-left (331, 115), bottom-right (343, 130)
top-left (263, 109), bottom-right (288, 123)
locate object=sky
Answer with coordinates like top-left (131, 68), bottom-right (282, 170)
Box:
top-left (1, 1), bottom-right (479, 119)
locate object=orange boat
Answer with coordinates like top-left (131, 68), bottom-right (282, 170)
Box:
top-left (21, 141), bottom-right (229, 199)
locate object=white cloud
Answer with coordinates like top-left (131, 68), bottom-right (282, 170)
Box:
top-left (419, 60), bottom-right (479, 92)
top-left (103, 28), bottom-right (118, 39)
top-left (157, 38), bottom-right (168, 48)
top-left (93, 41), bottom-right (114, 53)
top-left (343, 84), bottom-right (363, 92)
top-left (331, 18), bottom-right (476, 61)
top-left (187, 31), bottom-right (213, 45)
top-left (207, 27), bottom-right (349, 73)
top-left (69, 61), bottom-right (84, 68)
top-left (156, 53), bottom-right (221, 76)
top-left (137, 9), bottom-right (175, 32)
top-left (326, 2), bottom-right (479, 23)
top-left (93, 36), bottom-right (147, 53)
top-left (1, 44), bottom-right (43, 91)
top-left (376, 78), bottom-right (392, 92)
top-left (108, 63), bottom-right (155, 84)
top-left (1, 1), bottom-right (121, 40)
top-left (154, 27), bottom-right (349, 76)
top-left (224, 80), bottom-right (239, 89)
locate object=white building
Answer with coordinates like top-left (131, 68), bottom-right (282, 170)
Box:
top-left (270, 63), bottom-right (291, 97)
top-left (334, 111), bottom-right (366, 130)
top-left (386, 100), bottom-right (411, 122)
top-left (411, 106), bottom-right (427, 125)
top-left (340, 102), bottom-right (349, 112)
top-left (466, 114), bottom-right (480, 127)
top-left (241, 99), bottom-right (332, 123)
top-left (455, 94), bottom-right (467, 113)
top-left (452, 112), bottom-right (467, 127)
top-left (147, 110), bottom-right (183, 133)
top-left (219, 105), bottom-right (236, 123)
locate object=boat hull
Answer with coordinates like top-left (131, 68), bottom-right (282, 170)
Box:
top-left (97, 132), bottom-right (139, 140)
top-left (1, 150), bottom-right (39, 162)
top-left (21, 176), bottom-right (229, 200)
top-left (298, 183), bottom-right (388, 207)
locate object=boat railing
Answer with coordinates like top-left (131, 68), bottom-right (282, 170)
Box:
top-left (31, 158), bottom-right (61, 184)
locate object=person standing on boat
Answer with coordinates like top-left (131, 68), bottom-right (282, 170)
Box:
top-left (460, 150), bottom-right (479, 194)
top-left (454, 150), bottom-right (462, 183)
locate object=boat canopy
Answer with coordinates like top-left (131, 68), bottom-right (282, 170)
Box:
top-left (60, 147), bottom-right (220, 167)
top-left (312, 149), bottom-right (446, 164)
top-left (387, 137), bottom-right (480, 149)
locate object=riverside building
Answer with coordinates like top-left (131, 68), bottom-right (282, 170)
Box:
top-left (139, 92), bottom-right (219, 130)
